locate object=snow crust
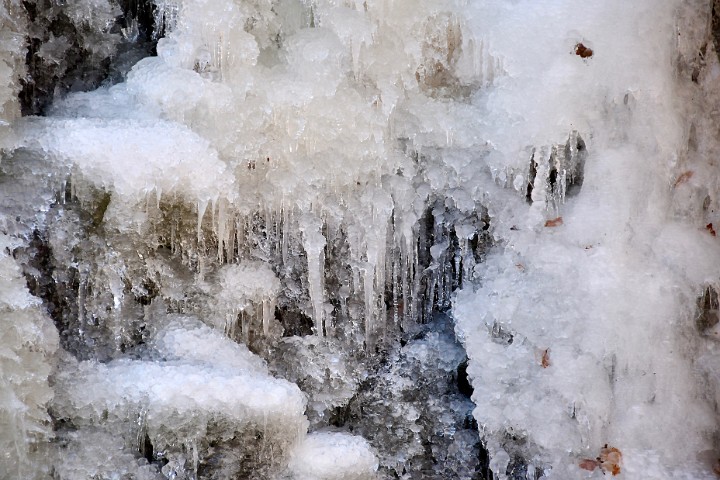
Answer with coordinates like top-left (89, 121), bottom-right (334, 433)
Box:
top-left (287, 432), bottom-right (378, 480)
top-left (451, 1), bottom-right (720, 478)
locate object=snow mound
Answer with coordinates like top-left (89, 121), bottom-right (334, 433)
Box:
top-left (287, 432), bottom-right (378, 480)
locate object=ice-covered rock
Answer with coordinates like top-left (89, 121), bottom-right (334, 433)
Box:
top-left (52, 317), bottom-right (308, 478)
top-left (4, 0), bottom-right (720, 478)
top-left (0, 234), bottom-right (59, 479)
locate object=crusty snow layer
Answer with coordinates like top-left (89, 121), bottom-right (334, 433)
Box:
top-left (452, 1), bottom-right (720, 478)
top-left (287, 432), bottom-right (378, 480)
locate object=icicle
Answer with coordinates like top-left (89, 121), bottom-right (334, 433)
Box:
top-left (371, 221), bottom-right (389, 339)
top-left (264, 207), bottom-right (272, 244)
top-left (274, 204), bottom-right (282, 255)
top-left (197, 251), bottom-right (206, 283)
top-left (78, 268), bottom-right (87, 332)
top-left (363, 264), bottom-right (375, 342)
top-left (262, 298), bottom-right (274, 335)
top-left (486, 45), bottom-right (496, 85)
top-left (197, 199), bottom-right (208, 244)
top-left (410, 239), bottom-right (421, 323)
top-left (227, 214), bottom-right (236, 263)
top-left (399, 222), bottom-right (413, 326)
top-left (70, 173), bottom-right (76, 202)
top-left (454, 250), bottom-right (462, 289)
top-left (236, 216), bottom-right (246, 259)
top-left (392, 251), bottom-right (399, 326)
top-left (170, 221), bottom-right (176, 255)
top-left (299, 214), bottom-right (327, 336)
top-left (217, 199), bottom-right (227, 263)
top-left (352, 37), bottom-right (362, 78)
top-left (456, 224), bottom-right (476, 287)
top-left (309, 245), bottom-right (326, 336)
top-left (400, 242), bottom-right (409, 327)
top-left (136, 409), bottom-right (148, 454)
top-left (144, 191), bottom-right (151, 216)
top-left (364, 244), bottom-right (379, 341)
top-left (152, 0), bottom-right (180, 40)
top-left (281, 204), bottom-right (290, 266)
top-left (224, 313), bottom-right (230, 337)
top-left (476, 39), bottom-right (485, 84)
top-left (241, 310), bottom-right (249, 343)
top-left (211, 198), bottom-right (217, 237)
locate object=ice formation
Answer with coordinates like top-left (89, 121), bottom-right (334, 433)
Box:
top-left (4, 0), bottom-right (720, 478)
top-left (0, 234), bottom-right (58, 479)
top-left (53, 317), bottom-right (307, 478)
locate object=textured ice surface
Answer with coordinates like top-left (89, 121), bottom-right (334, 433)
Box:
top-left (269, 335), bottom-right (363, 427)
top-left (0, 0), bottom-right (25, 124)
top-left (50, 428), bottom-right (163, 480)
top-left (0, 234), bottom-right (59, 479)
top-left (4, 0), bottom-right (720, 478)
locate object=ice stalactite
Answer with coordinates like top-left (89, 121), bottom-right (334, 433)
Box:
top-left (299, 213), bottom-right (327, 337)
top-left (524, 131), bottom-right (587, 216)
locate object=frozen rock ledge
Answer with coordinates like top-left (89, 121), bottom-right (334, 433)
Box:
top-left (2, 0), bottom-right (720, 479)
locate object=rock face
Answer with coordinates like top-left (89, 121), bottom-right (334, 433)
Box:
top-left (2, 0), bottom-right (720, 479)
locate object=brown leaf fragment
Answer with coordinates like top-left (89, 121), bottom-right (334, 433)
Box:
top-left (579, 459), bottom-right (599, 471)
top-left (544, 217), bottom-right (563, 227)
top-left (575, 42), bottom-right (593, 58)
top-left (707, 223), bottom-right (716, 237)
top-left (673, 170), bottom-right (694, 187)
top-left (607, 464), bottom-right (621, 476)
top-left (599, 445), bottom-right (622, 476)
top-left (541, 348), bottom-right (550, 368)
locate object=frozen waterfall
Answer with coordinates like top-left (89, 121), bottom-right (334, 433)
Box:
top-left (2, 0), bottom-right (720, 479)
